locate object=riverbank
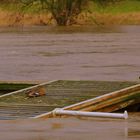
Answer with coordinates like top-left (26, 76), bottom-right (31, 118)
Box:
top-left (0, 10), bottom-right (140, 26)
top-left (0, 0), bottom-right (140, 26)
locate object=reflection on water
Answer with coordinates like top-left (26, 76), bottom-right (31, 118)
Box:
top-left (0, 113), bottom-right (140, 140)
top-left (0, 25), bottom-right (140, 82)
top-left (129, 129), bottom-right (140, 137)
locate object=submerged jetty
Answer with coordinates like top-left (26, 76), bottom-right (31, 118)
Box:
top-left (0, 80), bottom-right (140, 120)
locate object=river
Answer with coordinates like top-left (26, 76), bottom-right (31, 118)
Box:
top-left (0, 113), bottom-right (140, 140)
top-left (0, 25), bottom-right (140, 140)
top-left (0, 25), bottom-right (140, 82)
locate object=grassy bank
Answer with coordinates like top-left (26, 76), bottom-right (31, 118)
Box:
top-left (89, 0), bottom-right (140, 13)
top-left (0, 0), bottom-right (140, 26)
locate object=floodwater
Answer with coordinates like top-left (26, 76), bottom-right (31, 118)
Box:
top-left (0, 25), bottom-right (140, 82)
top-left (0, 113), bottom-right (140, 140)
top-left (0, 25), bottom-right (140, 139)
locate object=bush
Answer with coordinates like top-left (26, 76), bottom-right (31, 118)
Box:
top-left (19, 0), bottom-right (88, 25)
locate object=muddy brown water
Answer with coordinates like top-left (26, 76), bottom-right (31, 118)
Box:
top-left (0, 113), bottom-right (140, 140)
top-left (0, 25), bottom-right (140, 139)
top-left (0, 25), bottom-right (140, 82)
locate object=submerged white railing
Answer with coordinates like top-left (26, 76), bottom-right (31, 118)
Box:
top-left (53, 108), bottom-right (128, 119)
